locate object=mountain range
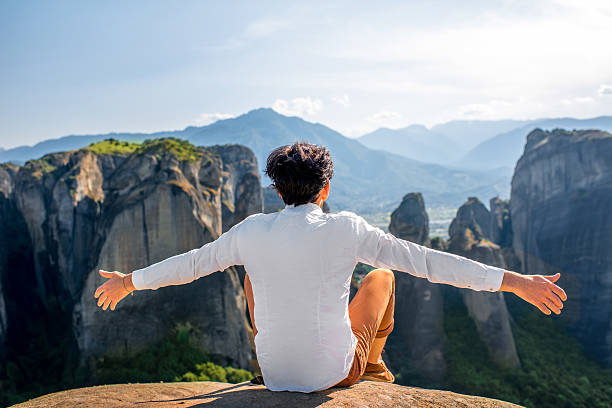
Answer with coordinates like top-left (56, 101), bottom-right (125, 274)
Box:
top-left (0, 109), bottom-right (511, 212)
top-left (358, 116), bottom-right (612, 168)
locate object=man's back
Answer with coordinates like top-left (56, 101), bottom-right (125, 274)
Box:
top-left (239, 203), bottom-right (358, 392)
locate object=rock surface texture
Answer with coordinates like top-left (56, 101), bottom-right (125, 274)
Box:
top-left (510, 128), bottom-right (612, 366)
top-left (0, 139), bottom-right (263, 380)
top-left (12, 380), bottom-right (522, 408)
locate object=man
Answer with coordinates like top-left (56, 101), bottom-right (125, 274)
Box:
top-left (94, 142), bottom-right (567, 393)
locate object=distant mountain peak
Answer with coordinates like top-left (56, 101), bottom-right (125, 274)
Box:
top-left (242, 107), bottom-right (282, 119)
top-left (403, 124), bottom-right (429, 131)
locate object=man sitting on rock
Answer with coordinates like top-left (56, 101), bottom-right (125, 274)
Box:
top-left (94, 141), bottom-right (567, 393)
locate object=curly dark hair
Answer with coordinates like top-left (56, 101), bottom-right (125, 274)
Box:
top-left (265, 142), bottom-right (334, 206)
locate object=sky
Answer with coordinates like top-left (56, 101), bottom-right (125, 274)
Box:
top-left (1, 0), bottom-right (611, 149)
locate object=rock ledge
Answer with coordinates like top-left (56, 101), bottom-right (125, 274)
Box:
top-left (13, 380), bottom-right (522, 408)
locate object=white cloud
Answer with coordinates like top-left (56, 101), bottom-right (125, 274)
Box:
top-left (341, 124), bottom-right (378, 138)
top-left (368, 111), bottom-right (401, 124)
top-left (323, 2), bottom-right (612, 101)
top-left (561, 96), bottom-right (596, 105)
top-left (458, 100), bottom-right (514, 118)
top-left (272, 97), bottom-right (323, 116)
top-left (331, 94), bottom-right (351, 108)
top-left (193, 112), bottom-right (234, 126)
top-left (599, 84), bottom-right (612, 96)
top-left (245, 18), bottom-right (290, 38)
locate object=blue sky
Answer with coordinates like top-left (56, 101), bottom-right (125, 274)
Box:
top-left (1, 0), bottom-right (611, 148)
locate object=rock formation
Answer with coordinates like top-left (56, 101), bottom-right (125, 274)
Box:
top-left (387, 192), bottom-right (446, 383)
top-left (448, 196), bottom-right (493, 245)
top-left (385, 193), bottom-right (521, 384)
top-left (489, 197), bottom-right (512, 248)
top-left (0, 163), bottom-right (19, 355)
top-left (389, 192), bottom-right (430, 246)
top-left (447, 197), bottom-right (520, 369)
top-left (0, 139), bottom-right (263, 383)
top-left (0, 162), bottom-right (42, 369)
top-left (510, 128), bottom-right (612, 366)
top-left (209, 145), bottom-right (263, 232)
top-left (12, 380), bottom-right (521, 408)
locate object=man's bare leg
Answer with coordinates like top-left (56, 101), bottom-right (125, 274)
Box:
top-left (350, 269), bottom-right (395, 365)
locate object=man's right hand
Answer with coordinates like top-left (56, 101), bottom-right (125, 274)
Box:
top-left (94, 269), bottom-right (135, 311)
top-left (500, 271), bottom-right (567, 315)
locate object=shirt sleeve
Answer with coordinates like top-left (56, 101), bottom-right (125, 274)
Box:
top-left (351, 213), bottom-right (505, 292)
top-left (131, 219), bottom-right (245, 290)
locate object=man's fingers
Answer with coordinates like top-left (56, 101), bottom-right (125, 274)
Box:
top-left (110, 300), bottom-right (117, 311)
top-left (547, 290), bottom-right (564, 309)
top-left (536, 303), bottom-right (551, 315)
top-left (97, 294), bottom-right (108, 307)
top-left (549, 283), bottom-right (567, 301)
top-left (99, 269), bottom-right (114, 278)
top-left (544, 273), bottom-right (561, 283)
top-left (102, 297), bottom-right (112, 311)
top-left (543, 298), bottom-right (561, 315)
top-left (94, 285), bottom-right (105, 299)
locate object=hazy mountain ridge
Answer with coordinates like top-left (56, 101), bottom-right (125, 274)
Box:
top-left (358, 119), bottom-right (532, 164)
top-left (358, 125), bottom-right (460, 164)
top-left (457, 116), bottom-right (612, 169)
top-left (356, 116), bottom-right (612, 169)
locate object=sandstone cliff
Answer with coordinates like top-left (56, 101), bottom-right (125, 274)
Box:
top-left (12, 380), bottom-right (522, 408)
top-left (489, 197), bottom-right (513, 248)
top-left (510, 128), bottom-right (612, 366)
top-left (209, 145), bottom-right (263, 232)
top-left (0, 139), bottom-right (263, 384)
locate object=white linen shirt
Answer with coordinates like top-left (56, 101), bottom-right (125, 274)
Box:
top-left (131, 202), bottom-right (505, 392)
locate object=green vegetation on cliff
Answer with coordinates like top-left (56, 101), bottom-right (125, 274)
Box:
top-left (136, 138), bottom-right (202, 161)
top-left (85, 138), bottom-right (140, 155)
top-left (23, 154), bottom-right (58, 177)
top-left (85, 137), bottom-right (203, 161)
top-left (18, 138), bottom-right (205, 181)
top-left (96, 323), bottom-right (253, 385)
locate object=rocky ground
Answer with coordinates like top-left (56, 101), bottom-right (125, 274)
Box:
top-left (12, 380), bottom-right (522, 408)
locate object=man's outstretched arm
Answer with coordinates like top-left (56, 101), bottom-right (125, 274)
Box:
top-left (351, 213), bottom-right (567, 315)
top-left (94, 219), bottom-right (245, 311)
